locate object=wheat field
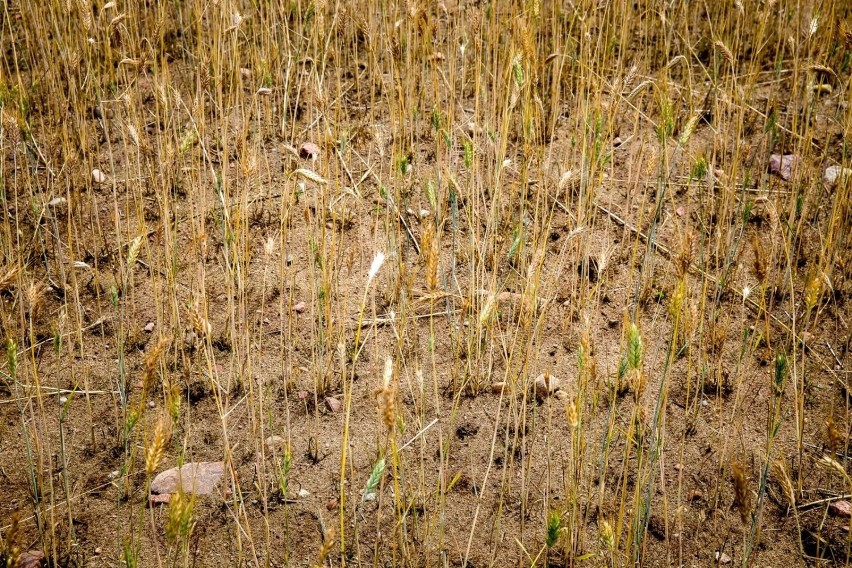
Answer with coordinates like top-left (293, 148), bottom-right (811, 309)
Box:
top-left (1, 0), bottom-right (851, 566)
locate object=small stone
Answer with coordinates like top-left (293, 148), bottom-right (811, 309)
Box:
top-left (94, 547), bottom-right (102, 555)
top-left (553, 389), bottom-right (569, 401)
top-left (534, 372), bottom-right (561, 397)
top-left (92, 168), bottom-right (107, 184)
top-left (109, 470), bottom-right (121, 479)
top-left (613, 136), bottom-right (623, 147)
top-left (47, 196), bottom-right (67, 208)
top-left (285, 254), bottom-right (293, 265)
top-left (769, 154), bottom-right (798, 181)
top-left (293, 301), bottom-right (307, 314)
top-left (58, 396), bottom-right (68, 405)
top-left (324, 396), bottom-right (341, 412)
top-left (830, 500), bottom-right (852, 517)
top-left (326, 498), bottom-right (339, 511)
top-left (297, 390), bottom-right (309, 400)
top-left (715, 552), bottom-right (731, 564)
top-left (298, 488), bottom-right (310, 498)
top-left (143, 321), bottom-right (155, 332)
top-left (148, 493), bottom-right (171, 505)
top-left (801, 331), bottom-right (813, 344)
top-left (184, 330), bottom-right (198, 348)
top-left (491, 382), bottom-right (506, 394)
top-left (299, 142), bottom-right (320, 160)
top-left (687, 489), bottom-right (703, 501)
top-left (824, 166), bottom-right (852, 187)
top-left (147, 401), bottom-right (156, 409)
top-left (676, 206), bottom-right (685, 217)
top-left (673, 463), bottom-right (684, 471)
top-left (240, 67), bottom-right (252, 78)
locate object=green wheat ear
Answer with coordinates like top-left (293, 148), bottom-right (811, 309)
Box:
top-left (546, 510), bottom-right (562, 548)
top-left (627, 323), bottom-right (642, 370)
top-left (362, 457), bottom-right (385, 504)
top-left (774, 353), bottom-right (788, 393)
top-left (6, 338), bottom-right (16, 378)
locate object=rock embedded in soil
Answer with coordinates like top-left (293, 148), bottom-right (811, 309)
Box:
top-left (534, 373), bottom-right (561, 397)
top-left (824, 165), bottom-right (852, 187)
top-left (150, 461), bottom-right (225, 496)
top-left (17, 550), bottom-right (45, 568)
top-left (324, 396), bottom-right (341, 412)
top-left (293, 301), bottom-right (307, 314)
top-left (715, 552), bottom-right (731, 564)
top-left (143, 321), bottom-right (155, 332)
top-left (830, 500), bottom-right (852, 518)
top-left (299, 142), bottom-right (320, 160)
top-left (768, 154), bottom-right (798, 181)
top-left (491, 382), bottom-right (506, 394)
top-left (91, 168), bottom-right (107, 184)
